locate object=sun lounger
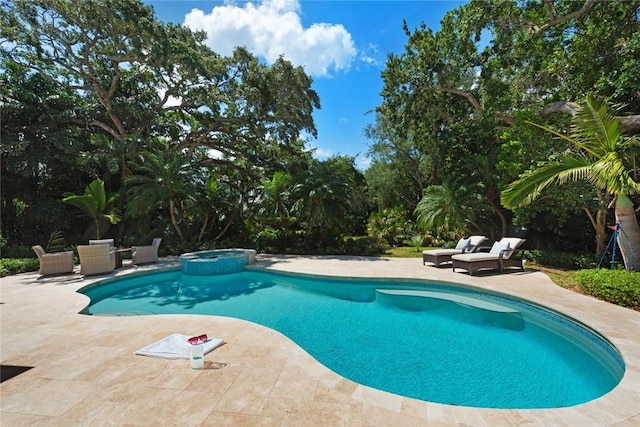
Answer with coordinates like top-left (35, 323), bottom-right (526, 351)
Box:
top-left (451, 237), bottom-right (526, 275)
top-left (422, 235), bottom-right (488, 267)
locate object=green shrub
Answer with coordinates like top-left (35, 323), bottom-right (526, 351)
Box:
top-left (343, 235), bottom-right (388, 256)
top-left (575, 269), bottom-right (640, 310)
top-left (526, 249), bottom-right (597, 269)
top-left (0, 258), bottom-right (40, 277)
top-left (2, 244), bottom-right (37, 259)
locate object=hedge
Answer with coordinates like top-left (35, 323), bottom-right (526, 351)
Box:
top-left (575, 269), bottom-right (640, 310)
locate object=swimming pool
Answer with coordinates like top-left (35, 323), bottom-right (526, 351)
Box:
top-left (79, 268), bottom-right (624, 409)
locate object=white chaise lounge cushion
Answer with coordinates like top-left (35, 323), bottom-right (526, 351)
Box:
top-left (451, 252), bottom-right (499, 262)
top-left (468, 235), bottom-right (487, 246)
top-left (499, 238), bottom-right (525, 258)
top-left (422, 248), bottom-right (463, 256)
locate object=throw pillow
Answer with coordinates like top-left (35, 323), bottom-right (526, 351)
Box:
top-left (455, 238), bottom-right (471, 250)
top-left (489, 241), bottom-right (510, 255)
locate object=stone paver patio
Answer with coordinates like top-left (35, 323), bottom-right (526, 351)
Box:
top-left (1, 254), bottom-right (639, 426)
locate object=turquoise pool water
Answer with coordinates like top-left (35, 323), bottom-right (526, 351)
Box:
top-left (79, 269), bottom-right (624, 409)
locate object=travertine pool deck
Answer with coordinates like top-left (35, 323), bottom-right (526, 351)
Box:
top-left (1, 255), bottom-right (639, 426)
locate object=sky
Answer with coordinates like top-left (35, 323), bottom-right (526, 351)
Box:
top-left (146, 0), bottom-right (466, 170)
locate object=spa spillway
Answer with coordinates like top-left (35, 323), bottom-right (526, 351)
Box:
top-left (180, 249), bottom-right (257, 275)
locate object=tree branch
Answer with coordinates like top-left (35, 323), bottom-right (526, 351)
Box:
top-left (434, 86), bottom-right (483, 116)
top-left (541, 101), bottom-right (640, 133)
top-left (529, 0), bottom-right (598, 36)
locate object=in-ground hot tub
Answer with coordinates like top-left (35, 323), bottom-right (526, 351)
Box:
top-left (180, 249), bottom-right (257, 275)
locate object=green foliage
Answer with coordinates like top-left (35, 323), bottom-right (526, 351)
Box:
top-left (46, 231), bottom-right (66, 253)
top-left (63, 179), bottom-right (121, 239)
top-left (342, 236), bottom-right (389, 256)
top-left (0, 258), bottom-right (39, 277)
top-left (414, 184), bottom-right (481, 237)
top-left (2, 245), bottom-right (36, 259)
top-left (367, 207), bottom-right (414, 247)
top-left (526, 250), bottom-right (597, 270)
top-left (575, 269), bottom-right (640, 310)
top-left (291, 156), bottom-right (370, 244)
top-left (404, 234), bottom-right (424, 251)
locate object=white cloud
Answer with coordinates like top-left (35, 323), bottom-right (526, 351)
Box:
top-left (355, 154), bottom-right (371, 171)
top-left (358, 43), bottom-right (384, 68)
top-left (184, 0), bottom-right (357, 77)
top-left (307, 145), bottom-right (333, 159)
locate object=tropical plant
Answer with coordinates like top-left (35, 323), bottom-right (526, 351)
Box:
top-left (414, 183), bottom-right (481, 239)
top-left (291, 156), bottom-right (369, 247)
top-left (45, 230), bottom-right (66, 252)
top-left (255, 171), bottom-right (294, 231)
top-left (406, 234), bottom-right (424, 251)
top-left (62, 179), bottom-right (121, 239)
top-left (124, 149), bottom-right (196, 242)
top-left (502, 95), bottom-right (640, 271)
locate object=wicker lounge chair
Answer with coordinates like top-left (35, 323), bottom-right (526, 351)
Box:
top-left (32, 245), bottom-right (75, 276)
top-left (89, 238), bottom-right (115, 248)
top-left (132, 238), bottom-right (162, 265)
top-left (451, 237), bottom-right (526, 275)
top-left (77, 244), bottom-right (116, 276)
top-left (422, 235), bottom-right (487, 267)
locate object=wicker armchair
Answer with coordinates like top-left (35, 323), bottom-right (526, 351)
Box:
top-left (77, 244), bottom-right (115, 276)
top-left (32, 245), bottom-right (75, 276)
top-left (132, 238), bottom-right (162, 265)
top-left (89, 239), bottom-right (115, 248)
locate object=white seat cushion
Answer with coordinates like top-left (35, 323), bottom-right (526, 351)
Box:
top-left (451, 253), bottom-right (499, 262)
top-left (422, 249), bottom-right (462, 256)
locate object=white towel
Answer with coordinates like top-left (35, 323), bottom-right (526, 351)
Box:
top-left (135, 333), bottom-right (225, 359)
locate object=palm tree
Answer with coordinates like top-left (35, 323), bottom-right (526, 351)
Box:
top-left (62, 179), bottom-right (121, 239)
top-left (256, 171), bottom-right (294, 231)
top-left (501, 95), bottom-right (640, 271)
top-left (291, 157), bottom-right (362, 247)
top-left (414, 183), bottom-right (481, 239)
top-left (124, 149), bottom-right (195, 242)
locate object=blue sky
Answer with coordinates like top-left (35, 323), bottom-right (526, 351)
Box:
top-left (147, 0), bottom-right (465, 169)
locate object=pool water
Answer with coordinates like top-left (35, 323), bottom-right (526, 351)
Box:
top-left (80, 269), bottom-right (624, 409)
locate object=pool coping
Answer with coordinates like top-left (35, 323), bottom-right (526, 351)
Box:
top-left (1, 254), bottom-right (639, 426)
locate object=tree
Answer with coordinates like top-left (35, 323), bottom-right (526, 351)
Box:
top-left (124, 149), bottom-right (196, 242)
top-left (367, 0), bottom-right (640, 251)
top-left (62, 179), bottom-right (121, 240)
top-left (0, 60), bottom-right (89, 245)
top-left (414, 183), bottom-right (482, 239)
top-left (501, 95), bottom-right (640, 270)
top-left (1, 0), bottom-right (319, 187)
top-left (292, 156), bottom-right (369, 248)
top-left (255, 172), bottom-right (295, 232)
top-left (2, 0), bottom-right (322, 250)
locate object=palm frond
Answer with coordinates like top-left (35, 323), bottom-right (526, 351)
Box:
top-left (572, 94), bottom-right (620, 153)
top-left (501, 155), bottom-right (592, 208)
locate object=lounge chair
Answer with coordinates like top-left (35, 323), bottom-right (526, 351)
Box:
top-left (451, 237), bottom-right (526, 275)
top-left (422, 235), bottom-right (488, 267)
top-left (77, 244), bottom-right (116, 276)
top-left (32, 245), bottom-right (75, 276)
top-left (132, 238), bottom-right (161, 265)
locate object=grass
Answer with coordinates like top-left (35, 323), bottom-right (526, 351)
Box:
top-left (383, 246), bottom-right (430, 258)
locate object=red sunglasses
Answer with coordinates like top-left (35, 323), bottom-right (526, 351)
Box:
top-left (187, 334), bottom-right (208, 345)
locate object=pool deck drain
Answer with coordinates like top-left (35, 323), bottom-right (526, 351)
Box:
top-left (1, 255), bottom-right (639, 426)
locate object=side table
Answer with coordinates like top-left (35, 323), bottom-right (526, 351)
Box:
top-left (114, 248), bottom-right (132, 269)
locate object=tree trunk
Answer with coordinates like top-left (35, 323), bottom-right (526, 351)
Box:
top-left (614, 195), bottom-right (640, 271)
top-left (168, 197), bottom-right (186, 242)
top-left (594, 208), bottom-right (607, 258)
